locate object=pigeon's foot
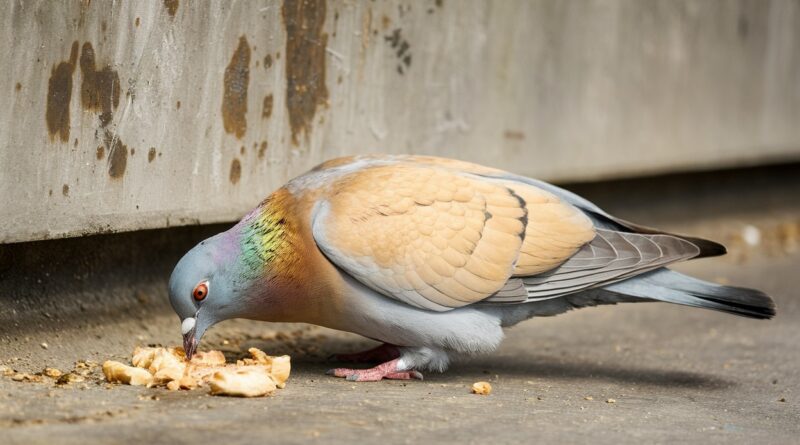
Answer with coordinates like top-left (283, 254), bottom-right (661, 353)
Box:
top-left (326, 358), bottom-right (423, 382)
top-left (331, 343), bottom-right (400, 364)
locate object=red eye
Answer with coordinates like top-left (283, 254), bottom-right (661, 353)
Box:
top-left (192, 282), bottom-right (208, 301)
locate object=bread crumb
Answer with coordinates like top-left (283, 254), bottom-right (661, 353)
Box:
top-left (208, 367), bottom-right (277, 397)
top-left (56, 373), bottom-right (85, 385)
top-left (471, 381), bottom-right (492, 395)
top-left (606, 398), bottom-right (616, 404)
top-left (43, 367), bottom-right (62, 378)
top-left (102, 361), bottom-right (154, 386)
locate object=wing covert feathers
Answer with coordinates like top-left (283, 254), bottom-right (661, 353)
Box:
top-left (311, 164), bottom-right (594, 311)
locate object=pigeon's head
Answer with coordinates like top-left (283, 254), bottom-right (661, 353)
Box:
top-left (169, 231), bottom-right (247, 360)
top-left (168, 196), bottom-right (301, 360)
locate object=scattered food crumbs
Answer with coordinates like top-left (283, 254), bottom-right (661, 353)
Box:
top-left (471, 381), bottom-right (492, 395)
top-left (102, 346), bottom-right (290, 397)
top-left (56, 373), bottom-right (85, 385)
top-left (606, 398), bottom-right (617, 404)
top-left (0, 366), bottom-right (13, 376)
top-left (584, 396), bottom-right (593, 401)
top-left (40, 343), bottom-right (48, 349)
top-left (11, 373), bottom-right (42, 383)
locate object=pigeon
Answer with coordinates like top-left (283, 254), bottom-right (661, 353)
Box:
top-left (169, 154), bottom-right (775, 381)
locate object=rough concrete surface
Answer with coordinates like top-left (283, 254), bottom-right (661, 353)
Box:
top-left (1, 165), bottom-right (799, 444)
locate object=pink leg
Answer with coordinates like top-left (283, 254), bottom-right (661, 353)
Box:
top-left (326, 358), bottom-right (424, 382)
top-left (332, 343), bottom-right (401, 364)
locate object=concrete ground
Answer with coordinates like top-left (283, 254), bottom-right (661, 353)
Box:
top-left (1, 165), bottom-right (799, 444)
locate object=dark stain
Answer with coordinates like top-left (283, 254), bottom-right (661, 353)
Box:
top-left (49, 189), bottom-right (53, 197)
top-left (101, 21), bottom-right (107, 32)
top-left (282, 0), bottom-right (329, 146)
top-left (96, 145), bottom-right (105, 160)
top-left (332, 9), bottom-right (339, 37)
top-left (381, 15), bottom-right (391, 30)
top-left (337, 75), bottom-right (342, 84)
top-left (46, 41), bottom-right (79, 143)
top-left (163, 0), bottom-right (179, 18)
top-left (107, 137), bottom-right (128, 179)
top-left (79, 42), bottom-right (121, 127)
top-left (436, 0), bottom-right (443, 7)
top-left (504, 130), bottom-right (525, 141)
top-left (738, 14), bottom-right (749, 40)
top-left (148, 147), bottom-right (156, 163)
top-left (222, 36), bottom-right (251, 139)
top-left (229, 158), bottom-right (242, 184)
top-left (264, 54), bottom-right (272, 69)
top-left (385, 29), bottom-right (412, 74)
top-left (62, 184), bottom-right (70, 196)
top-left (15, 82), bottom-right (21, 92)
top-left (262, 94), bottom-right (273, 119)
top-left (135, 17), bottom-right (140, 27)
top-left (276, 51), bottom-right (280, 60)
top-left (240, 145), bottom-right (246, 155)
top-left (258, 141), bottom-right (267, 159)
top-left (176, 100), bottom-right (181, 109)
top-left (130, 147), bottom-right (135, 156)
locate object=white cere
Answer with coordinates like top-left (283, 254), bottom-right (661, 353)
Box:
top-left (181, 317), bottom-right (196, 335)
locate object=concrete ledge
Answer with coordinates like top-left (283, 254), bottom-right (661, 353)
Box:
top-left (3, 0), bottom-right (800, 243)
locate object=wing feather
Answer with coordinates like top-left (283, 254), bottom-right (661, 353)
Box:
top-left (311, 163), bottom-right (592, 311)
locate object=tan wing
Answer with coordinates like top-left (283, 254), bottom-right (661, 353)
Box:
top-left (311, 162), bottom-right (595, 311)
top-left (499, 180), bottom-right (596, 275)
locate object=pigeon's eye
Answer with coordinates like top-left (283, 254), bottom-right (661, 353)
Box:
top-left (192, 281), bottom-right (209, 301)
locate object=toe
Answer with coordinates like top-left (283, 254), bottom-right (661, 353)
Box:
top-left (326, 368), bottom-right (354, 378)
top-left (384, 371), bottom-right (424, 380)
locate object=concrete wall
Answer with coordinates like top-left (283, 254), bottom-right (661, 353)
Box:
top-left (2, 0), bottom-right (799, 244)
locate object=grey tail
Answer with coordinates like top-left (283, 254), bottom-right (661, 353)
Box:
top-left (604, 269), bottom-right (776, 320)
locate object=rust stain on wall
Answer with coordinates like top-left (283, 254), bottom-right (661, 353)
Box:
top-left (229, 158), bottom-right (242, 184)
top-left (107, 137), bottom-right (128, 179)
top-left (79, 42), bottom-right (121, 127)
top-left (258, 141), bottom-right (268, 159)
top-left (62, 184), bottom-right (70, 197)
top-left (222, 36), bottom-right (251, 139)
top-left (163, 0), bottom-right (179, 18)
top-left (46, 42), bottom-right (79, 142)
top-left (96, 145), bottom-right (105, 160)
top-left (148, 147), bottom-right (157, 163)
top-left (262, 94), bottom-right (273, 119)
top-left (282, 0), bottom-right (329, 146)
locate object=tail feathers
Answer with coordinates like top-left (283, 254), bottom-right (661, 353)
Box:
top-left (605, 269), bottom-right (775, 319)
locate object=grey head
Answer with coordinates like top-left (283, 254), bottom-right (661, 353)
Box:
top-left (168, 231), bottom-right (248, 359)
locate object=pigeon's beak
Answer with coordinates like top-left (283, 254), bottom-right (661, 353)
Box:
top-left (181, 316), bottom-right (198, 361)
